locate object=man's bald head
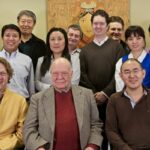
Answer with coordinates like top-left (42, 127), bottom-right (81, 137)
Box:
top-left (50, 58), bottom-right (73, 91)
top-left (50, 58), bottom-right (72, 73)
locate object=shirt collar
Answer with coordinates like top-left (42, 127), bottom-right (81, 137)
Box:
top-left (70, 48), bottom-right (81, 55)
top-left (54, 85), bottom-right (71, 93)
top-left (93, 36), bottom-right (108, 46)
top-left (123, 88), bottom-right (147, 108)
top-left (128, 50), bottom-right (147, 62)
top-left (2, 49), bottom-right (18, 59)
top-left (122, 87), bottom-right (148, 97)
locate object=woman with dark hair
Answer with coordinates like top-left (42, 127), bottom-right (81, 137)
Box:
top-left (115, 25), bottom-right (150, 92)
top-left (35, 27), bottom-right (71, 91)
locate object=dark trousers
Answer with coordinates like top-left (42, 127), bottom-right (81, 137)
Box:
top-left (98, 102), bottom-right (108, 150)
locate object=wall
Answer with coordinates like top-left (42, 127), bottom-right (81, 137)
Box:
top-left (0, 0), bottom-right (47, 49)
top-left (130, 0), bottom-right (150, 47)
top-left (0, 0), bottom-right (150, 48)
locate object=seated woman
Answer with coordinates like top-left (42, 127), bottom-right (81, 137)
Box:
top-left (35, 27), bottom-right (80, 91)
top-left (115, 25), bottom-right (150, 92)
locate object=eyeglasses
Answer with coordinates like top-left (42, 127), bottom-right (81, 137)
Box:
top-left (51, 72), bottom-right (69, 78)
top-left (122, 69), bottom-right (142, 76)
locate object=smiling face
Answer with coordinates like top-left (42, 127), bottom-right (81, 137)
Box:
top-left (92, 15), bottom-right (108, 37)
top-left (126, 34), bottom-right (145, 52)
top-left (67, 28), bottom-right (81, 51)
top-left (18, 15), bottom-right (35, 36)
top-left (2, 29), bottom-right (21, 53)
top-left (51, 58), bottom-right (72, 91)
top-left (108, 22), bottom-right (123, 41)
top-left (120, 60), bottom-right (145, 90)
top-left (49, 31), bottom-right (65, 57)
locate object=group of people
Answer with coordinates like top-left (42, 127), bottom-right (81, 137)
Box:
top-left (0, 8), bottom-right (150, 150)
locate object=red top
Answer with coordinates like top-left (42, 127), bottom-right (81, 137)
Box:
top-left (53, 90), bottom-right (81, 150)
top-left (53, 90), bottom-right (100, 150)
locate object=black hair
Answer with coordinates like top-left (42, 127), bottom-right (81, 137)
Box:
top-left (1, 24), bottom-right (21, 38)
top-left (91, 9), bottom-right (109, 25)
top-left (125, 25), bottom-right (146, 48)
top-left (109, 16), bottom-right (124, 28)
top-left (125, 25), bottom-right (145, 41)
top-left (40, 27), bottom-right (70, 76)
top-left (68, 24), bottom-right (83, 39)
top-left (121, 58), bottom-right (143, 72)
top-left (17, 10), bottom-right (36, 24)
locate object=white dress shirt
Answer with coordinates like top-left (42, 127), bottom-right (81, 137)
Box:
top-left (70, 48), bottom-right (81, 85)
top-left (0, 49), bottom-right (35, 98)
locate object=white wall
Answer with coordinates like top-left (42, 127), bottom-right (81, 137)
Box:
top-left (130, 0), bottom-right (150, 47)
top-left (0, 0), bottom-right (47, 49)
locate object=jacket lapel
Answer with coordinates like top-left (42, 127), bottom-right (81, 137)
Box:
top-left (72, 85), bottom-right (84, 133)
top-left (42, 87), bottom-right (55, 133)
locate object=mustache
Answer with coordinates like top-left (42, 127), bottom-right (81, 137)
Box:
top-left (111, 33), bottom-right (121, 36)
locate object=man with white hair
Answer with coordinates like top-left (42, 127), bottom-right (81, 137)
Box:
top-left (24, 57), bottom-right (103, 150)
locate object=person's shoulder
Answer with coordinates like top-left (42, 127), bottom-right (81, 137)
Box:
top-left (6, 88), bottom-right (26, 102)
top-left (81, 41), bottom-right (94, 50)
top-left (72, 85), bottom-right (93, 94)
top-left (32, 34), bottom-right (45, 44)
top-left (107, 38), bottom-right (118, 44)
top-left (18, 52), bottom-right (32, 62)
top-left (38, 56), bottom-right (44, 62)
top-left (106, 38), bottom-right (122, 47)
top-left (110, 91), bottom-right (123, 102)
top-left (32, 86), bottom-right (53, 99)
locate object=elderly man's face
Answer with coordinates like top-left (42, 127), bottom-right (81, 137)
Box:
top-left (51, 60), bottom-right (72, 91)
top-left (0, 63), bottom-right (9, 92)
top-left (18, 15), bottom-right (35, 35)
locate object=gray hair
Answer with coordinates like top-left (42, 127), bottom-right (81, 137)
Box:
top-left (68, 24), bottom-right (83, 39)
top-left (50, 58), bottom-right (72, 73)
top-left (17, 10), bottom-right (36, 24)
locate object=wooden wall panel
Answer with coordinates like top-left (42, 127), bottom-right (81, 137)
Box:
top-left (48, 0), bottom-right (129, 46)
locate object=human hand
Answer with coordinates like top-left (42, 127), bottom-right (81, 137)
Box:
top-left (94, 91), bottom-right (107, 104)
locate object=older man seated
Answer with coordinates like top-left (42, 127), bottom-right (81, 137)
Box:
top-left (23, 57), bottom-right (103, 150)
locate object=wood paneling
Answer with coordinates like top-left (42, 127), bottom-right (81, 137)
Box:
top-left (48, 0), bottom-right (129, 46)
